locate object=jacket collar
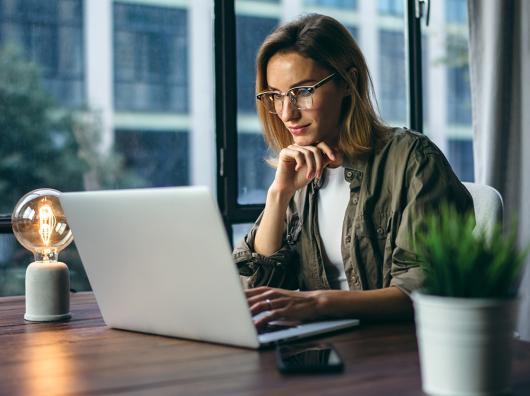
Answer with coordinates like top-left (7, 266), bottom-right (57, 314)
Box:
top-left (312, 155), bottom-right (366, 191)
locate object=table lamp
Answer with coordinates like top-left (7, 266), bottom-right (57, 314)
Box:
top-left (12, 188), bottom-right (73, 321)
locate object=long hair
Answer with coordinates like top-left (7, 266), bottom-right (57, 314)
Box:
top-left (256, 14), bottom-right (389, 159)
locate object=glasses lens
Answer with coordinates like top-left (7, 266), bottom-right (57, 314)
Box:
top-left (259, 87), bottom-right (314, 114)
top-left (292, 87), bottom-right (313, 110)
top-left (259, 93), bottom-right (277, 113)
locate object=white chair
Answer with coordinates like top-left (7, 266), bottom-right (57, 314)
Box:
top-left (462, 182), bottom-right (503, 239)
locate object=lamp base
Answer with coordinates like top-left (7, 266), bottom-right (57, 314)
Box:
top-left (25, 261), bottom-right (71, 322)
top-left (24, 312), bottom-right (71, 322)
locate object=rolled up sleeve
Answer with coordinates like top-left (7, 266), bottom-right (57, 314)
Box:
top-left (390, 138), bottom-right (474, 295)
top-left (233, 212), bottom-right (299, 290)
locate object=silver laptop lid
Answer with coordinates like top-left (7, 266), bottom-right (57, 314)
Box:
top-left (61, 187), bottom-right (261, 348)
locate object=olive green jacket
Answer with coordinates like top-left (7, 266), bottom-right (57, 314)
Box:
top-left (233, 128), bottom-right (474, 295)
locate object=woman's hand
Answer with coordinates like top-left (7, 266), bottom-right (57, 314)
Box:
top-left (253, 141), bottom-right (343, 256)
top-left (271, 141), bottom-right (342, 196)
top-left (245, 286), bottom-right (324, 328)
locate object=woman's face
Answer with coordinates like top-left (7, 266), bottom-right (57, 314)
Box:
top-left (266, 51), bottom-right (348, 147)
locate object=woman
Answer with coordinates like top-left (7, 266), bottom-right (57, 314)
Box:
top-left (233, 14), bottom-right (473, 327)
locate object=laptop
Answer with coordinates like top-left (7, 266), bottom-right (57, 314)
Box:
top-left (60, 187), bottom-right (359, 349)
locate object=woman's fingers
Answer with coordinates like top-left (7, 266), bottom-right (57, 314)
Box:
top-left (316, 141), bottom-right (343, 168)
top-left (251, 296), bottom-right (316, 327)
top-left (279, 147), bottom-right (305, 172)
top-left (288, 145), bottom-right (318, 179)
top-left (315, 141), bottom-right (335, 160)
top-left (244, 286), bottom-right (271, 298)
top-left (293, 145), bottom-right (327, 179)
top-left (249, 295), bottom-right (284, 315)
top-left (247, 291), bottom-right (275, 307)
top-left (272, 143), bottom-right (343, 196)
top-left (287, 144), bottom-right (336, 179)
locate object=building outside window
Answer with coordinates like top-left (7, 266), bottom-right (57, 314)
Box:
top-left (420, 0), bottom-right (473, 181)
top-left (378, 29), bottom-right (406, 125)
top-left (446, 34), bottom-right (471, 125)
top-left (0, 0), bottom-right (85, 107)
top-left (378, 0), bottom-right (403, 17)
top-left (236, 14), bottom-right (277, 114)
top-left (113, 2), bottom-right (188, 113)
top-left (445, 0), bottom-right (467, 24)
top-left (0, 0), bottom-right (213, 296)
top-left (304, 0), bottom-right (358, 8)
top-left (115, 129), bottom-right (189, 187)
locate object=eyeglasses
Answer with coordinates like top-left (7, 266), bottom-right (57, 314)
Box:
top-left (256, 72), bottom-right (337, 114)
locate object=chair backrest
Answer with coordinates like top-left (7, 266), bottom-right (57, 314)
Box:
top-left (462, 182), bottom-right (503, 238)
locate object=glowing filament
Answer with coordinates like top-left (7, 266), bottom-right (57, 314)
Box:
top-left (38, 204), bottom-right (56, 246)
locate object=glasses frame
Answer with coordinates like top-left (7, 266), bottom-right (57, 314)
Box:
top-left (256, 72), bottom-right (337, 114)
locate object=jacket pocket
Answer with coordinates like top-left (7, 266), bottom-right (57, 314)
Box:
top-left (355, 211), bottom-right (391, 239)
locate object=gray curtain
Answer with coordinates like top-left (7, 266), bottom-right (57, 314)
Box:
top-left (468, 0), bottom-right (530, 340)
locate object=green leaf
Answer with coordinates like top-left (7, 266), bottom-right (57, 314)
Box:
top-left (414, 203), bottom-right (528, 298)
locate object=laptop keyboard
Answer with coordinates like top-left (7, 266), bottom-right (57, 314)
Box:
top-left (256, 323), bottom-right (294, 334)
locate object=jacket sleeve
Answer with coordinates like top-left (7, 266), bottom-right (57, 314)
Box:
top-left (390, 137), bottom-right (475, 295)
top-left (232, 211), bottom-right (300, 290)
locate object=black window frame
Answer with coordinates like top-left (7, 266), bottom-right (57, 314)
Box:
top-left (0, 0), bottom-right (426, 239)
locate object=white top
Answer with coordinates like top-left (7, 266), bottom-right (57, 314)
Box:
top-left (317, 166), bottom-right (350, 290)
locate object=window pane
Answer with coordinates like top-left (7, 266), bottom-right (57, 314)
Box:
top-left (304, 0), bottom-right (358, 8)
top-left (236, 2), bottom-right (279, 204)
top-left (378, 29), bottom-right (406, 124)
top-left (113, 2), bottom-right (188, 112)
top-left (232, 223), bottom-right (253, 246)
top-left (236, 0), bottom-right (407, 205)
top-left (422, 0), bottom-right (474, 181)
top-left (0, 0), bottom-right (85, 107)
top-left (0, 0), bottom-right (215, 296)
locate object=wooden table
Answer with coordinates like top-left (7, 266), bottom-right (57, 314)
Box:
top-left (1, 293), bottom-right (529, 396)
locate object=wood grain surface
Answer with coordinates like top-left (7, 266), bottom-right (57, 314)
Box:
top-left (1, 292), bottom-right (529, 396)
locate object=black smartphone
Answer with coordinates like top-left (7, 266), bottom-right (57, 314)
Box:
top-left (275, 342), bottom-right (344, 374)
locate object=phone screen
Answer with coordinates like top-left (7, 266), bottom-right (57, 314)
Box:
top-left (276, 342), bottom-right (344, 373)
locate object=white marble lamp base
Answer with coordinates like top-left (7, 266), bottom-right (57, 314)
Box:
top-left (24, 261), bottom-right (71, 322)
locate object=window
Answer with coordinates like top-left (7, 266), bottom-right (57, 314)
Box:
top-left (304, 0), bottom-right (358, 8)
top-left (236, 15), bottom-right (277, 114)
top-left (445, 0), bottom-right (467, 24)
top-left (0, 0), bottom-right (214, 296)
top-left (446, 34), bottom-right (471, 125)
top-left (235, 4), bottom-right (279, 205)
top-left (448, 139), bottom-right (474, 182)
top-left (115, 130), bottom-right (190, 187)
top-left (422, 0), bottom-right (474, 182)
top-left (113, 2), bottom-right (188, 112)
top-left (378, 0), bottom-right (404, 17)
top-left (238, 133), bottom-right (275, 204)
top-left (378, 30), bottom-right (406, 124)
top-left (0, 0), bottom-right (84, 107)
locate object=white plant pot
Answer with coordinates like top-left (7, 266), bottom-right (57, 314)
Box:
top-left (412, 292), bottom-right (517, 396)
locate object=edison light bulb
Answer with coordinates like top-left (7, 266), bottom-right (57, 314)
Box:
top-left (12, 188), bottom-right (73, 321)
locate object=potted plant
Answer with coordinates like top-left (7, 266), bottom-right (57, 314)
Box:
top-left (412, 205), bottom-right (528, 396)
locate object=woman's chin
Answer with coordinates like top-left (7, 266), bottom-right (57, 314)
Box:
top-left (292, 135), bottom-right (318, 147)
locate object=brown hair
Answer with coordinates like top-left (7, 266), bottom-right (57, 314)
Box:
top-left (256, 14), bottom-right (390, 159)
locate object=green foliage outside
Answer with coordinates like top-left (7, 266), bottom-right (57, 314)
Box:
top-left (0, 44), bottom-right (145, 296)
top-left (415, 205), bottom-right (528, 299)
top-left (0, 44), bottom-right (144, 215)
top-left (0, 45), bottom-right (83, 213)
